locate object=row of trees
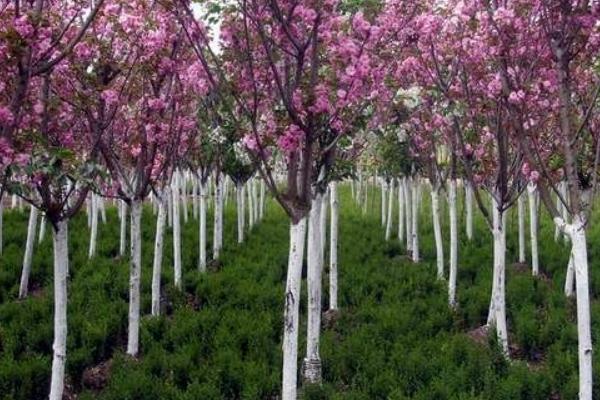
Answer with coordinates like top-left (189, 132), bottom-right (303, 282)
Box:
top-left (1, 0), bottom-right (599, 398)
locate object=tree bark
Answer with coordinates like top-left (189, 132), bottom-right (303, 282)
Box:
top-left (199, 179), bottom-right (208, 272)
top-left (127, 200), bottom-right (142, 357)
top-left (18, 204), bottom-right (39, 298)
top-left (303, 195), bottom-right (323, 384)
top-left (48, 220), bottom-right (69, 400)
top-left (151, 193), bottom-right (167, 316)
top-left (411, 178), bottom-right (420, 262)
top-left (329, 182), bottom-right (339, 311)
top-left (465, 182), bottom-right (473, 241)
top-left (431, 187), bottom-right (444, 279)
top-left (448, 180), bottom-right (458, 307)
top-left (172, 173), bottom-right (182, 289)
top-left (88, 193), bottom-right (98, 259)
top-left (119, 200), bottom-right (127, 257)
top-left (385, 179), bottom-right (394, 241)
top-left (518, 192), bottom-right (526, 263)
top-left (528, 183), bottom-right (539, 276)
top-left (282, 218), bottom-right (308, 400)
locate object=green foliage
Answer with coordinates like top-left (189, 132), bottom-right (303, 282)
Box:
top-left (0, 185), bottom-right (598, 399)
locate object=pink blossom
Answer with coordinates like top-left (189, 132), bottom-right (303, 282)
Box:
top-left (0, 107), bottom-right (14, 126)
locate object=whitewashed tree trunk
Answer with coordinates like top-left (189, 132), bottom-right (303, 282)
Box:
top-left (381, 180), bottom-right (387, 227)
top-left (167, 184), bottom-right (173, 228)
top-left (405, 178), bottom-right (413, 253)
top-left (172, 173), bottom-right (182, 289)
top-left (554, 190), bottom-right (562, 242)
top-left (564, 214), bottom-right (592, 400)
top-left (38, 213), bottom-right (46, 244)
top-left (86, 196), bottom-right (92, 228)
top-left (517, 192), bottom-right (526, 263)
top-left (528, 183), bottom-right (539, 276)
top-left (282, 218), bottom-right (308, 400)
top-left (248, 179), bottom-right (255, 229)
top-left (127, 200), bottom-right (142, 357)
top-left (151, 193), bottom-right (167, 316)
top-left (565, 249), bottom-right (575, 297)
top-left (88, 193), bottom-right (98, 259)
top-left (431, 187), bottom-right (444, 279)
top-left (192, 176), bottom-right (198, 220)
top-left (48, 220), bottom-right (69, 400)
top-left (329, 182), bottom-right (339, 311)
top-left (385, 179), bottom-right (394, 241)
top-left (259, 179), bottom-right (265, 220)
top-left (252, 177), bottom-right (259, 224)
top-left (411, 179), bottom-right (420, 262)
top-left (182, 172), bottom-right (189, 225)
top-left (213, 174), bottom-right (223, 259)
top-left (487, 196), bottom-right (509, 355)
top-left (319, 190), bottom-right (328, 263)
top-left (237, 183), bottom-right (245, 244)
top-left (199, 179), bottom-right (207, 272)
top-left (11, 194), bottom-right (17, 209)
top-left (303, 195), bottom-right (323, 384)
top-left (465, 182), bottom-right (473, 241)
top-left (119, 200), bottom-right (127, 257)
top-left (448, 180), bottom-right (458, 307)
top-left (398, 179), bottom-right (404, 242)
top-left (18, 204), bottom-right (39, 299)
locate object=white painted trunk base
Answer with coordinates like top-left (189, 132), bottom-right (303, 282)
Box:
top-left (448, 180), bottom-right (458, 307)
top-left (282, 218), bottom-right (308, 400)
top-left (329, 182), bottom-right (339, 311)
top-left (127, 200), bottom-right (142, 357)
top-left (19, 204), bottom-right (39, 299)
top-left (49, 220), bottom-right (69, 400)
top-left (151, 194), bottom-right (167, 316)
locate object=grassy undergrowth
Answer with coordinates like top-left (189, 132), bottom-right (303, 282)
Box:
top-left (0, 185), bottom-right (599, 399)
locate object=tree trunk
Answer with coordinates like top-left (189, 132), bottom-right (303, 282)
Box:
top-left (465, 182), bottom-right (473, 241)
top-left (381, 180), bottom-right (387, 228)
top-left (282, 218), bottom-right (308, 400)
top-left (385, 179), bottom-right (394, 241)
top-left (39, 213), bottom-right (46, 244)
top-left (172, 173), bottom-right (182, 289)
top-left (181, 172), bottom-right (189, 225)
top-left (431, 187), bottom-right (444, 280)
top-left (88, 193), bottom-right (98, 259)
top-left (565, 249), bottom-right (575, 297)
top-left (213, 173), bottom-right (223, 259)
top-left (303, 195), bottom-right (323, 384)
top-left (518, 192), bottom-right (526, 263)
top-left (398, 179), bottom-right (404, 242)
top-left (411, 178), bottom-right (420, 262)
top-left (192, 175), bottom-right (199, 220)
top-left (151, 194), bottom-right (167, 316)
top-left (404, 178), bottom-right (413, 253)
top-left (248, 178), bottom-right (255, 229)
top-left (18, 204), bottom-right (39, 298)
top-left (237, 183), bottom-right (245, 244)
top-left (199, 179), bottom-right (207, 272)
top-left (320, 190), bottom-right (328, 263)
top-left (528, 183), bottom-right (539, 276)
top-left (329, 182), bottom-right (339, 311)
top-left (568, 214), bottom-right (593, 400)
top-left (488, 196), bottom-right (509, 355)
top-left (127, 200), bottom-right (142, 357)
top-left (119, 200), bottom-right (127, 257)
top-left (448, 180), bottom-right (458, 307)
top-left (48, 220), bottom-right (69, 400)
top-left (259, 179), bottom-right (265, 221)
